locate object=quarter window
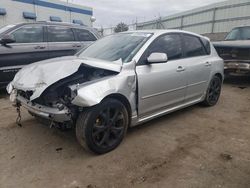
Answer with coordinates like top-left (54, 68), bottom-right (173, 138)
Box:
top-left (183, 35), bottom-right (206, 57)
top-left (74, 29), bottom-right (97, 41)
top-left (200, 38), bottom-right (211, 55)
top-left (48, 26), bottom-right (75, 42)
top-left (11, 25), bottom-right (44, 43)
top-left (148, 34), bottom-right (183, 61)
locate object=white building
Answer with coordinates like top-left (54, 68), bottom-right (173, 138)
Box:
top-left (0, 0), bottom-right (93, 27)
top-left (136, 0), bottom-right (250, 40)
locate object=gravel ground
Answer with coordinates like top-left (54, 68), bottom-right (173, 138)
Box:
top-left (0, 76), bottom-right (250, 188)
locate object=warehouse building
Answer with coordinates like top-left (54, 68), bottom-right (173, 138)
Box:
top-left (137, 0), bottom-right (250, 40)
top-left (0, 0), bottom-right (93, 27)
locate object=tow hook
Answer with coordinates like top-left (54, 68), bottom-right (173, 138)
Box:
top-left (16, 104), bottom-right (22, 127)
top-left (49, 120), bottom-right (56, 129)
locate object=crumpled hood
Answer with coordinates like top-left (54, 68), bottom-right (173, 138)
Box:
top-left (213, 40), bottom-right (250, 48)
top-left (10, 56), bottom-right (122, 100)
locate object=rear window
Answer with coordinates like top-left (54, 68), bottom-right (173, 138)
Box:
top-left (183, 35), bottom-right (207, 57)
top-left (48, 26), bottom-right (75, 42)
top-left (225, 27), bottom-right (250, 40)
top-left (74, 29), bottom-right (97, 41)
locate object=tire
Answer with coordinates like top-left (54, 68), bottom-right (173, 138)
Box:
top-left (202, 75), bottom-right (222, 106)
top-left (76, 98), bottom-right (129, 154)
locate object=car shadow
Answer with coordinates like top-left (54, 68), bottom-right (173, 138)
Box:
top-left (224, 75), bottom-right (250, 88)
top-left (0, 89), bottom-right (8, 99)
top-left (3, 75), bottom-right (248, 156)
top-left (128, 104), bottom-right (197, 134)
top-left (16, 103), bottom-right (197, 157)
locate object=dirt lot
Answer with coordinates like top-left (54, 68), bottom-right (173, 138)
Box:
top-left (0, 77), bottom-right (250, 188)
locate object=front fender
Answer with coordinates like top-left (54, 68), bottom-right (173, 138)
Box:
top-left (71, 74), bottom-right (136, 108)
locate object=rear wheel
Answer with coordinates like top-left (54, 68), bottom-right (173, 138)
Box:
top-left (76, 98), bottom-right (129, 154)
top-left (202, 75), bottom-right (222, 106)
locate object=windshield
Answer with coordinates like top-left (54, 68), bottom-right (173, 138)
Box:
top-left (225, 27), bottom-right (250, 40)
top-left (78, 32), bottom-right (152, 63)
top-left (0, 25), bottom-right (16, 34)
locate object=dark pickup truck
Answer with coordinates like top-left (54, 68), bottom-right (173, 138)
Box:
top-left (213, 26), bottom-right (250, 76)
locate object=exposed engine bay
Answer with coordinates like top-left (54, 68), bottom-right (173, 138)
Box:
top-left (33, 65), bottom-right (117, 107)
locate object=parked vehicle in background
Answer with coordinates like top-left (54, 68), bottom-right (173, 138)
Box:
top-left (0, 22), bottom-right (100, 88)
top-left (7, 30), bottom-right (224, 154)
top-left (213, 26), bottom-right (250, 76)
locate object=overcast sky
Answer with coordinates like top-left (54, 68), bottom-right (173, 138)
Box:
top-left (62, 0), bottom-right (226, 28)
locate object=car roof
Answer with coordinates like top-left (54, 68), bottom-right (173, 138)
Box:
top-left (0, 21), bottom-right (101, 38)
top-left (123, 29), bottom-right (209, 40)
top-left (15, 21), bottom-right (92, 29)
top-left (231, 25), bottom-right (250, 29)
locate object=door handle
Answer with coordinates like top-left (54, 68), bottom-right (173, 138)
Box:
top-left (72, 44), bottom-right (82, 48)
top-left (176, 66), bottom-right (185, 72)
top-left (34, 46), bottom-right (46, 49)
top-left (205, 62), bottom-right (212, 67)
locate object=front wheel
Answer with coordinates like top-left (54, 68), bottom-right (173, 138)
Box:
top-left (76, 98), bottom-right (129, 154)
top-left (202, 75), bottom-right (222, 106)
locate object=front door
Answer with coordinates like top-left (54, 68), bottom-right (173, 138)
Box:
top-left (136, 34), bottom-right (188, 118)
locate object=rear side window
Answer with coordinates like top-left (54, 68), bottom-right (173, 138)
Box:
top-left (74, 29), bottom-right (97, 41)
top-left (11, 25), bottom-right (44, 43)
top-left (200, 38), bottom-right (211, 55)
top-left (48, 26), bottom-right (75, 42)
top-left (148, 34), bottom-right (183, 61)
top-left (183, 35), bottom-right (206, 57)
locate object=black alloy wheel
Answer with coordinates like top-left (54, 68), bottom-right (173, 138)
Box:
top-left (203, 75), bottom-right (222, 106)
top-left (76, 98), bottom-right (129, 154)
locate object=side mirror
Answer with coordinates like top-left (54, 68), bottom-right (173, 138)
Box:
top-left (147, 52), bottom-right (168, 64)
top-left (0, 34), bottom-right (15, 45)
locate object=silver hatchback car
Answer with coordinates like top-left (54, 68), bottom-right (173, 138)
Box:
top-left (7, 30), bottom-right (224, 154)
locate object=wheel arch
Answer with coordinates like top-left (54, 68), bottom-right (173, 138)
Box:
top-left (214, 72), bottom-right (223, 82)
top-left (103, 93), bottom-right (132, 126)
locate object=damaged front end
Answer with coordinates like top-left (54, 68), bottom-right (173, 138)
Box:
top-left (8, 57), bottom-right (124, 128)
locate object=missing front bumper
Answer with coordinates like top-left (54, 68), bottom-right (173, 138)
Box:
top-left (16, 95), bottom-right (72, 123)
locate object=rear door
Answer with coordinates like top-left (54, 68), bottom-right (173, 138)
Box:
top-left (47, 26), bottom-right (80, 58)
top-left (73, 28), bottom-right (97, 50)
top-left (0, 24), bottom-right (48, 86)
top-left (182, 34), bottom-right (212, 102)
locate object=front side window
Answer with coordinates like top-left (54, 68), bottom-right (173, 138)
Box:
top-left (74, 29), bottom-right (97, 41)
top-left (78, 33), bottom-right (152, 63)
top-left (147, 34), bottom-right (183, 61)
top-left (11, 25), bottom-right (43, 43)
top-left (183, 35), bottom-right (206, 57)
top-left (48, 26), bottom-right (75, 42)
